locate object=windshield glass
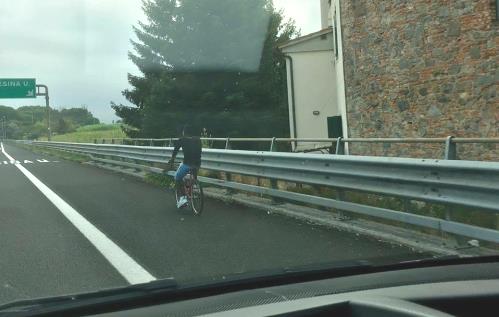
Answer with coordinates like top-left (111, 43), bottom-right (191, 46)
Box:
top-left (0, 0), bottom-right (498, 306)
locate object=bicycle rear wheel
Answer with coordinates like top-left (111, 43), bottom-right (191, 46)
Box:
top-left (190, 180), bottom-right (204, 215)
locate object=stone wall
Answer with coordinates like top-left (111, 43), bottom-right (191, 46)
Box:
top-left (340, 0), bottom-right (498, 160)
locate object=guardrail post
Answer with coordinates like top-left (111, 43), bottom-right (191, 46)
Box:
top-left (403, 199), bottom-right (411, 213)
top-left (268, 138), bottom-right (279, 195)
top-left (269, 137), bottom-right (277, 152)
top-left (150, 139), bottom-right (153, 146)
top-left (442, 207), bottom-right (466, 247)
top-left (402, 199), bottom-right (413, 230)
top-left (444, 136), bottom-right (457, 160)
top-left (335, 137), bottom-right (345, 155)
top-left (437, 207), bottom-right (452, 240)
top-left (270, 178), bottom-right (283, 205)
top-left (445, 209), bottom-right (451, 221)
top-left (111, 139), bottom-right (115, 144)
top-left (94, 138), bottom-right (97, 144)
top-left (328, 140), bottom-right (336, 154)
top-left (336, 189), bottom-right (346, 219)
top-left (169, 138), bottom-right (173, 147)
top-left (223, 138), bottom-right (235, 194)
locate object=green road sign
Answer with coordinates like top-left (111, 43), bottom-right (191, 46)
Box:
top-left (0, 78), bottom-right (36, 98)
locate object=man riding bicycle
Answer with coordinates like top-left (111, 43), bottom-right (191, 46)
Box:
top-left (168, 125), bottom-right (202, 209)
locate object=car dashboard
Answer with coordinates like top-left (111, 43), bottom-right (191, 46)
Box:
top-left (89, 261), bottom-right (499, 317)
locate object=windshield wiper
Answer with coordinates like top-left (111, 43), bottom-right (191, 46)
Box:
top-left (397, 254), bottom-right (462, 264)
top-left (186, 259), bottom-right (374, 293)
top-left (0, 278), bottom-right (177, 316)
top-left (385, 254), bottom-right (499, 270)
top-left (201, 255), bottom-right (499, 291)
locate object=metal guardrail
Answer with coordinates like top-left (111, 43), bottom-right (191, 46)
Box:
top-left (27, 141), bottom-right (499, 244)
top-left (94, 136), bottom-right (499, 160)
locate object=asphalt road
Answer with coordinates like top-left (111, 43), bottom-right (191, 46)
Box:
top-left (0, 142), bottom-right (428, 305)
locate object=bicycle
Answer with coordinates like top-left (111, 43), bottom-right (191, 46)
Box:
top-left (175, 169), bottom-right (204, 215)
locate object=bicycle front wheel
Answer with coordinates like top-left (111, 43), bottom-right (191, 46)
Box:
top-left (190, 180), bottom-right (204, 215)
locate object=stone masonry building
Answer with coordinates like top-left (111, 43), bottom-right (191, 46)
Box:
top-left (316, 0), bottom-right (498, 160)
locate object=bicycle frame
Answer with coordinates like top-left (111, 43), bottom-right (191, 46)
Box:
top-left (175, 168), bottom-right (203, 215)
top-left (184, 177), bottom-right (193, 199)
top-left (182, 170), bottom-right (197, 200)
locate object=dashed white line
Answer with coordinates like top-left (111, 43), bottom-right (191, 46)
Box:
top-left (1, 142), bottom-right (156, 285)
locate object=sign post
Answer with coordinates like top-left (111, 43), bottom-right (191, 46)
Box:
top-left (1, 117), bottom-right (5, 140)
top-left (0, 78), bottom-right (51, 141)
top-left (36, 85), bottom-right (51, 141)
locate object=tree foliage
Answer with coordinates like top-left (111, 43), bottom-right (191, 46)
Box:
top-left (112, 0), bottom-right (298, 140)
top-left (0, 105), bottom-right (100, 139)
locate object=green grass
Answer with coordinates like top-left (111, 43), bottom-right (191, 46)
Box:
top-left (42, 124), bottom-right (126, 143)
top-left (144, 172), bottom-right (175, 189)
top-left (74, 123), bottom-right (121, 132)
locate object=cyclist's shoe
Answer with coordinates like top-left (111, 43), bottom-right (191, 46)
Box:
top-left (177, 196), bottom-right (188, 209)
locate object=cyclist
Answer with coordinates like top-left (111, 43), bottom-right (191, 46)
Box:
top-left (168, 125), bottom-right (202, 209)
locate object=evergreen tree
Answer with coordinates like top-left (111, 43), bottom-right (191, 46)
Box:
top-left (112, 0), bottom-right (298, 142)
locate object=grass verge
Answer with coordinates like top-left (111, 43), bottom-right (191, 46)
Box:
top-left (144, 172), bottom-right (175, 189)
top-left (41, 124), bottom-right (126, 143)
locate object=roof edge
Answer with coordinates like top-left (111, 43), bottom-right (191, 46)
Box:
top-left (278, 27), bottom-right (334, 49)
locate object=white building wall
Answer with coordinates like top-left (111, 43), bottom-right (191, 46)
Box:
top-left (290, 50), bottom-right (339, 151)
top-left (331, 0), bottom-right (350, 153)
top-left (319, 0), bottom-right (349, 153)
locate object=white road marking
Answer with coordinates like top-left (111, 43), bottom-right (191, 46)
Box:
top-left (0, 159), bottom-right (59, 165)
top-left (0, 143), bottom-right (156, 285)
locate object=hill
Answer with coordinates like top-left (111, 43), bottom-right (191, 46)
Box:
top-left (0, 105), bottom-right (100, 140)
top-left (45, 124), bottom-right (126, 143)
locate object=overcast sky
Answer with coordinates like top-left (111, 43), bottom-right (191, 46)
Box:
top-left (0, 0), bottom-right (320, 122)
